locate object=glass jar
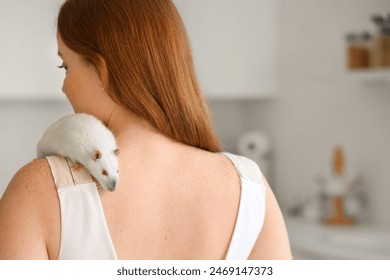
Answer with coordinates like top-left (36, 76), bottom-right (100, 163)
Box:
top-left (371, 14), bottom-right (390, 68)
top-left (346, 33), bottom-right (370, 69)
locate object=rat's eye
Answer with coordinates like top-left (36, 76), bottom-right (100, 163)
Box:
top-left (102, 170), bottom-right (108, 176)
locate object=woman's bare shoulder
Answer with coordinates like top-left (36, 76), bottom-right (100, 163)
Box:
top-left (206, 152), bottom-right (292, 259)
top-left (248, 175), bottom-right (293, 260)
top-left (1, 158), bottom-right (55, 200)
top-left (0, 158), bottom-right (59, 259)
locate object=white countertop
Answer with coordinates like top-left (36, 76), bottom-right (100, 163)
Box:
top-left (285, 216), bottom-right (390, 259)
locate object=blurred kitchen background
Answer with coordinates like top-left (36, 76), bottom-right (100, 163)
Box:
top-left (1, 0), bottom-right (390, 259)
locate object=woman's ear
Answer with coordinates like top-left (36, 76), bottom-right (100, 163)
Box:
top-left (96, 55), bottom-right (110, 93)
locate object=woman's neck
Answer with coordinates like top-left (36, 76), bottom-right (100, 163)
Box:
top-left (106, 104), bottom-right (175, 152)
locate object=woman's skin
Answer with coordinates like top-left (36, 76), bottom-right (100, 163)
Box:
top-left (0, 34), bottom-right (292, 260)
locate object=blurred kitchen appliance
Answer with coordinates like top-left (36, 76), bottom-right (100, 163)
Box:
top-left (237, 131), bottom-right (271, 178)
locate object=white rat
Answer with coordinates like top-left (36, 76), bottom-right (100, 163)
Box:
top-left (37, 113), bottom-right (120, 192)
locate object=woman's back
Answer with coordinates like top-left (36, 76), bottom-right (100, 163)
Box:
top-left (99, 143), bottom-right (241, 259)
top-left (45, 128), bottom-right (243, 259)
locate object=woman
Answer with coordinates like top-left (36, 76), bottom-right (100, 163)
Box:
top-left (0, 0), bottom-right (291, 259)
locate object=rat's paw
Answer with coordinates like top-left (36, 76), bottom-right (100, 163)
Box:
top-left (92, 176), bottom-right (102, 188)
top-left (71, 163), bottom-right (82, 172)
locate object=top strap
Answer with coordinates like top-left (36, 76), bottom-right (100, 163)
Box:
top-left (222, 152), bottom-right (267, 260)
top-left (45, 155), bottom-right (117, 259)
top-left (46, 156), bottom-right (93, 190)
top-left (221, 152), bottom-right (264, 184)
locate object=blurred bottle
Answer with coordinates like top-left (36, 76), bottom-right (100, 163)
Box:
top-left (346, 32), bottom-right (370, 69)
top-left (371, 13), bottom-right (390, 68)
top-left (360, 32), bottom-right (372, 68)
top-left (382, 14), bottom-right (390, 67)
top-left (324, 147), bottom-right (354, 225)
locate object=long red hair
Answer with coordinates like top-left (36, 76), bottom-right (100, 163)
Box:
top-left (57, 0), bottom-right (222, 152)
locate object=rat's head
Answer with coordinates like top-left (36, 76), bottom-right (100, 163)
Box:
top-left (88, 149), bottom-right (120, 192)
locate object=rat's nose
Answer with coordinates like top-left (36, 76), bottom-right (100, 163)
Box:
top-left (108, 179), bottom-right (117, 192)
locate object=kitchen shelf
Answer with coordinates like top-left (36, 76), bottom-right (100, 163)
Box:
top-left (348, 69), bottom-right (390, 86)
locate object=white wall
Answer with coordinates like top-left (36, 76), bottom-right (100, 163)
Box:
top-left (0, 0), bottom-right (64, 99)
top-left (0, 101), bottom-right (72, 194)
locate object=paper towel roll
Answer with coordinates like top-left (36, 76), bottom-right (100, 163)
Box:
top-left (237, 131), bottom-right (271, 159)
top-left (237, 131), bottom-right (271, 178)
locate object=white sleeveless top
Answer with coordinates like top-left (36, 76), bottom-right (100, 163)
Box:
top-left (46, 152), bottom-right (266, 260)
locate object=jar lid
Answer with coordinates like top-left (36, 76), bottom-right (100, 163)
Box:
top-left (345, 33), bottom-right (357, 42)
top-left (372, 14), bottom-right (385, 26)
top-left (361, 32), bottom-right (372, 41)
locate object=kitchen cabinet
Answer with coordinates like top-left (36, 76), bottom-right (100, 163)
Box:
top-left (174, 0), bottom-right (279, 99)
top-left (0, 0), bottom-right (279, 100)
top-left (0, 0), bottom-right (66, 100)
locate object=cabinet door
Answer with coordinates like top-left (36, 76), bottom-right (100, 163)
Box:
top-left (0, 0), bottom-right (65, 100)
top-left (174, 0), bottom-right (279, 99)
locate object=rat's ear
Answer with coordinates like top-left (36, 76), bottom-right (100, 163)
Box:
top-left (92, 150), bottom-right (102, 160)
top-left (114, 149), bottom-right (120, 156)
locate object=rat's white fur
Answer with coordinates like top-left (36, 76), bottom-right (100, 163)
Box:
top-left (37, 113), bottom-right (119, 191)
